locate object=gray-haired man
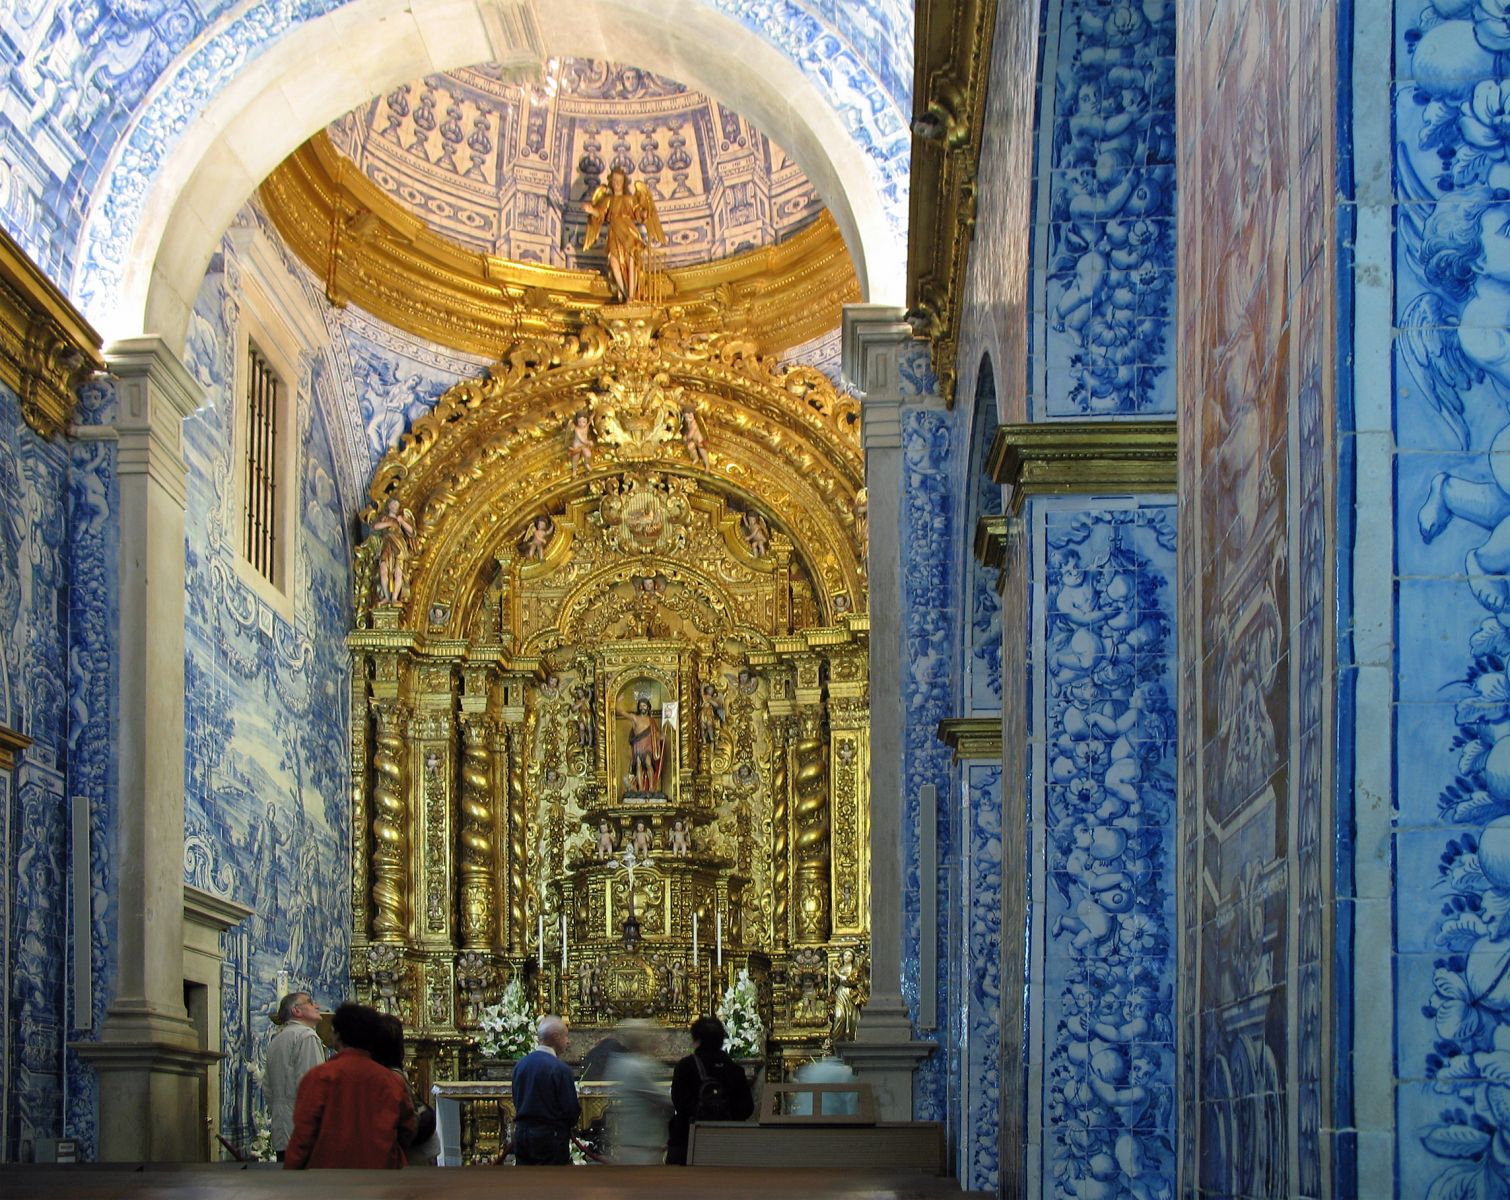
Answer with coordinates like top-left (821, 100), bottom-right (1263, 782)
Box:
top-left (510, 1015), bottom-right (580, 1164)
top-left (265, 992), bottom-right (326, 1160)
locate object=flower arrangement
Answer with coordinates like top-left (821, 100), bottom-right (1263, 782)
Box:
top-left (246, 1118), bottom-right (274, 1163)
top-left (477, 977), bottom-right (536, 1060)
top-left (716, 967), bottom-right (764, 1058)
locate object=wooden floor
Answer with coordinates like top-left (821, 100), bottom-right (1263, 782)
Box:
top-left (0, 1163), bottom-right (990, 1198)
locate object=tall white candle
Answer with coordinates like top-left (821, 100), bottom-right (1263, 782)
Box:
top-left (692, 913), bottom-right (699, 966)
top-left (561, 912), bottom-right (568, 970)
top-left (537, 914), bottom-right (544, 964)
top-left (716, 910), bottom-right (723, 967)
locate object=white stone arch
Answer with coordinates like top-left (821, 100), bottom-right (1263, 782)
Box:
top-left (78, 0), bottom-right (904, 350)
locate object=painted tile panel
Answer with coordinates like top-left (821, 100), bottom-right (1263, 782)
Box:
top-left (1032, 498), bottom-right (1178, 1200)
top-left (1033, 0), bottom-right (1177, 418)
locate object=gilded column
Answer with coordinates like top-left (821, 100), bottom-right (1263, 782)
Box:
top-left (415, 664), bottom-right (457, 951)
top-left (767, 665), bottom-right (795, 948)
top-left (792, 654), bottom-right (830, 944)
top-left (370, 699), bottom-right (411, 941)
top-left (827, 644), bottom-right (869, 938)
top-left (458, 708), bottom-right (498, 949)
top-left (502, 673), bottom-right (529, 953)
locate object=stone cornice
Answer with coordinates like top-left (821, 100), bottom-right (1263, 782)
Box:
top-left (0, 226), bottom-right (105, 438)
top-left (986, 420), bottom-right (1178, 514)
top-left (907, 0), bottom-right (998, 405)
top-left (183, 885), bottom-right (253, 932)
top-left (0, 724), bottom-right (31, 771)
top-left (936, 716), bottom-right (1002, 761)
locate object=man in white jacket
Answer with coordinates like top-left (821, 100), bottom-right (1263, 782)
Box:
top-left (264, 992), bottom-right (326, 1160)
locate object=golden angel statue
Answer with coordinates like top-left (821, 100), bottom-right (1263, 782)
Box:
top-left (582, 168), bottom-right (666, 303)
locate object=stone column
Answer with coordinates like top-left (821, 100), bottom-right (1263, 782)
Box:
top-left (837, 305), bottom-right (935, 1117)
top-left (75, 337), bottom-right (216, 1161)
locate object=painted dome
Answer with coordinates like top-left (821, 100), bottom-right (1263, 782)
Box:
top-left (327, 58), bottom-right (825, 270)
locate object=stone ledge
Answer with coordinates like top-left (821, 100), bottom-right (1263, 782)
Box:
top-left (986, 420), bottom-right (1177, 514)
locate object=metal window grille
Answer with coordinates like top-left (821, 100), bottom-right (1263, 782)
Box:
top-left (243, 344), bottom-right (281, 586)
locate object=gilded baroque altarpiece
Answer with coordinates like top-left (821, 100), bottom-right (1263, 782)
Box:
top-left (347, 305), bottom-right (871, 1083)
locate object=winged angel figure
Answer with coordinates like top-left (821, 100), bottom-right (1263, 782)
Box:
top-left (582, 168), bottom-right (666, 303)
top-left (1400, 62), bottom-right (1510, 612)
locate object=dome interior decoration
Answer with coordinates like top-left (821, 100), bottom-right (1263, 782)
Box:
top-left (328, 58), bottom-right (826, 271)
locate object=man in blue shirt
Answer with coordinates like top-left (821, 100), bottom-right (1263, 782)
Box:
top-left (510, 1015), bottom-right (580, 1165)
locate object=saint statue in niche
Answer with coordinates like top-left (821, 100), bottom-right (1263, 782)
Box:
top-left (616, 689), bottom-right (666, 795)
top-left (582, 167), bottom-right (666, 304)
top-left (372, 497), bottom-right (416, 604)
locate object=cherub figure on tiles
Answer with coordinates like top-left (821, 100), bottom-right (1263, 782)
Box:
top-left (567, 410), bottom-right (596, 475)
top-left (371, 497), bottom-right (416, 604)
top-left (681, 406), bottom-right (709, 468)
top-left (520, 513), bottom-right (555, 561)
top-left (739, 509), bottom-right (770, 556)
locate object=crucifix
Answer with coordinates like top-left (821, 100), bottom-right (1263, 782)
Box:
top-left (615, 842), bottom-right (642, 953)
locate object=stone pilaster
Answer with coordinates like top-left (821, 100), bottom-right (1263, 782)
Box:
top-left (837, 305), bottom-right (935, 1117)
top-left (75, 337), bottom-right (216, 1161)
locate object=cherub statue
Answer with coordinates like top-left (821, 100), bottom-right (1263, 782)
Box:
top-left (582, 167), bottom-right (666, 303)
top-left (595, 820), bottom-right (616, 860)
top-left (632, 819), bottom-right (654, 857)
top-left (567, 410), bottom-right (595, 474)
top-left (520, 514), bottom-right (555, 561)
top-left (740, 509), bottom-right (770, 556)
top-left (681, 407), bottom-right (709, 468)
top-left (668, 818), bottom-right (692, 855)
top-left (371, 497), bottom-right (416, 604)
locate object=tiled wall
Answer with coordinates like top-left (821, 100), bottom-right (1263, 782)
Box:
top-left (0, 375), bottom-right (119, 1161)
top-left (1026, 497), bottom-right (1179, 1200)
top-left (1378, 0), bottom-right (1510, 1195)
top-left (1175, 0), bottom-right (1339, 1194)
top-left (1031, 0), bottom-right (1176, 417)
top-left (954, 373), bottom-right (1003, 1192)
top-left (178, 243), bottom-right (359, 1147)
top-left (897, 375), bottom-right (957, 1128)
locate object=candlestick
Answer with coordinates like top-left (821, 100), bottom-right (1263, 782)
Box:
top-left (537, 914), bottom-right (544, 964)
top-left (716, 910), bottom-right (723, 968)
top-left (561, 912), bottom-right (568, 970)
top-left (692, 913), bottom-right (699, 966)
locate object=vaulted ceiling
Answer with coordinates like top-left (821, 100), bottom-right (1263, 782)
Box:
top-left (327, 58), bottom-right (825, 271)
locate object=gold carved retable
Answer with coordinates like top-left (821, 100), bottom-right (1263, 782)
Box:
top-left (348, 307), bottom-right (871, 1084)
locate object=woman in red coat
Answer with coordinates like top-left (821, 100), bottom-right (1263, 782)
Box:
top-left (284, 1003), bottom-right (416, 1169)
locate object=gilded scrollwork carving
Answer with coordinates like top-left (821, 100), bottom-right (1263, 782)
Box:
top-left (348, 303), bottom-right (871, 1061)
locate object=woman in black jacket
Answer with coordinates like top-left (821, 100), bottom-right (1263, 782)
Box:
top-left (666, 1016), bottom-right (755, 1164)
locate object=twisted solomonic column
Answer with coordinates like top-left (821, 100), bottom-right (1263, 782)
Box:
top-left (458, 714), bottom-right (497, 948)
top-left (370, 702), bottom-right (411, 941)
